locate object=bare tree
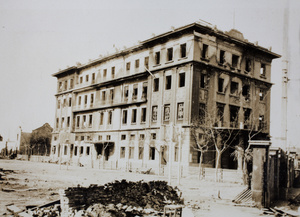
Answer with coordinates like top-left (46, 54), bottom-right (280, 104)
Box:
top-left (192, 105), bottom-right (241, 182)
top-left (191, 117), bottom-right (213, 180)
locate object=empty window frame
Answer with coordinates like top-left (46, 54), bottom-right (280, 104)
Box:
top-left (102, 91), bottom-right (106, 101)
top-left (245, 59), bottom-right (252, 72)
top-left (166, 75), bottom-right (172, 90)
top-left (131, 109), bottom-right (137, 124)
top-left (155, 51), bottom-right (160, 65)
top-left (57, 100), bottom-right (61, 109)
top-left (83, 115), bottom-right (87, 128)
top-left (78, 96), bottom-right (81, 105)
top-left (61, 117), bottom-right (64, 128)
top-left (180, 43), bottom-right (186, 58)
top-left (153, 78), bottom-right (159, 92)
top-left (89, 114), bottom-right (93, 127)
top-left (103, 69), bottom-right (107, 78)
top-left (138, 146), bottom-right (144, 160)
top-left (106, 135), bottom-right (111, 140)
top-left (141, 107), bottom-right (146, 123)
top-left (80, 77), bottom-right (83, 83)
top-left (232, 54), bottom-right (239, 68)
top-left (152, 106), bottom-right (158, 122)
top-left (99, 112), bottom-right (104, 125)
top-left (76, 116), bottom-right (80, 128)
top-left (130, 134), bottom-right (135, 141)
top-left (164, 104), bottom-right (171, 121)
top-left (179, 72), bottom-right (185, 87)
top-left (151, 133), bottom-right (156, 140)
top-left (243, 108), bottom-right (251, 129)
top-left (121, 134), bottom-right (126, 140)
top-left (230, 106), bottom-right (239, 128)
top-left (129, 147), bottom-right (134, 159)
top-left (260, 63), bottom-right (266, 77)
top-left (90, 94), bottom-right (94, 105)
top-left (139, 134), bottom-right (145, 140)
top-left (64, 145), bottom-right (68, 155)
top-left (199, 103), bottom-right (206, 124)
top-left (64, 80), bottom-right (68, 90)
top-left (69, 97), bottom-right (72, 107)
top-left (124, 85), bottom-right (129, 100)
top-left (219, 50), bottom-right (226, 64)
top-left (98, 135), bottom-right (102, 141)
top-left (201, 44), bottom-right (208, 59)
top-left (242, 84), bottom-right (250, 98)
top-left (84, 95), bottom-right (88, 105)
top-left (74, 146), bottom-right (78, 156)
top-left (149, 147), bottom-right (155, 160)
top-left (218, 77), bottom-right (224, 93)
top-left (110, 89), bottom-right (114, 101)
top-left (259, 89), bottom-right (265, 101)
top-left (132, 84), bottom-right (138, 100)
top-left (80, 146), bottom-right (84, 155)
top-left (135, 59), bottom-right (139, 68)
top-left (111, 67), bottom-right (115, 78)
top-left (167, 48), bottom-right (173, 61)
top-left (259, 115), bottom-right (265, 130)
top-left (122, 110), bottom-right (128, 124)
top-left (177, 102), bottom-right (184, 120)
top-left (120, 147), bottom-right (126, 159)
top-left (126, 62), bottom-right (131, 71)
top-left (174, 146), bottom-right (178, 162)
top-left (86, 74), bottom-right (89, 82)
top-left (70, 79), bottom-right (74, 89)
top-left (144, 56), bottom-right (149, 69)
top-left (67, 116), bottom-right (70, 128)
top-left (230, 81), bottom-right (239, 95)
top-left (200, 73), bottom-right (207, 88)
top-left (216, 103), bottom-right (224, 127)
top-left (86, 146), bottom-right (90, 155)
top-left (92, 73), bottom-right (95, 82)
top-left (142, 82), bottom-right (148, 99)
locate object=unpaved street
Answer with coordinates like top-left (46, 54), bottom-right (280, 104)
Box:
top-left (0, 159), bottom-right (264, 216)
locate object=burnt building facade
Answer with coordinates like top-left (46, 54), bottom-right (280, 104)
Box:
top-left (50, 22), bottom-right (280, 175)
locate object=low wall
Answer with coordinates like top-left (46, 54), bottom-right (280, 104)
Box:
top-left (17, 154), bottom-right (50, 162)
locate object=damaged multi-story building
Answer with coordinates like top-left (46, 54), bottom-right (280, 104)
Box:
top-left (50, 22), bottom-right (280, 176)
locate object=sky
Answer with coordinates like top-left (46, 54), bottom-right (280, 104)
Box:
top-left (0, 0), bottom-right (299, 148)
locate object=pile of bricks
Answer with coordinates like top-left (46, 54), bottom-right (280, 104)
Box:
top-left (60, 180), bottom-right (183, 216)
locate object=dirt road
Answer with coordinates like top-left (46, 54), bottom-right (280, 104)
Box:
top-left (0, 159), bottom-right (263, 216)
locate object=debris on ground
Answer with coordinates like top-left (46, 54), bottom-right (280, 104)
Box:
top-left (289, 193), bottom-right (300, 206)
top-left (15, 180), bottom-right (183, 217)
top-left (263, 207), bottom-right (299, 217)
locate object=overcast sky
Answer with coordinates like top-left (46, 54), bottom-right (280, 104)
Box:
top-left (0, 0), bottom-right (299, 147)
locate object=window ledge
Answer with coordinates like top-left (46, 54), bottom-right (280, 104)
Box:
top-left (229, 94), bottom-right (239, 98)
top-left (165, 60), bottom-right (174, 64)
top-left (201, 57), bottom-right (209, 62)
top-left (260, 75), bottom-right (266, 79)
top-left (153, 64), bottom-right (161, 67)
top-left (217, 91), bottom-right (225, 95)
top-left (178, 56), bottom-right (188, 60)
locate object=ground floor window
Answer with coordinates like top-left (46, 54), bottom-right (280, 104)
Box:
top-left (138, 147), bottom-right (144, 160)
top-left (174, 146), bottom-right (178, 162)
top-left (120, 147), bottom-right (125, 159)
top-left (149, 147), bottom-right (155, 160)
top-left (74, 146), bottom-right (78, 156)
top-left (129, 147), bottom-right (134, 159)
top-left (64, 145), bottom-right (68, 155)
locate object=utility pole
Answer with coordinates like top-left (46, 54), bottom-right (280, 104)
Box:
top-left (281, 0), bottom-right (289, 151)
